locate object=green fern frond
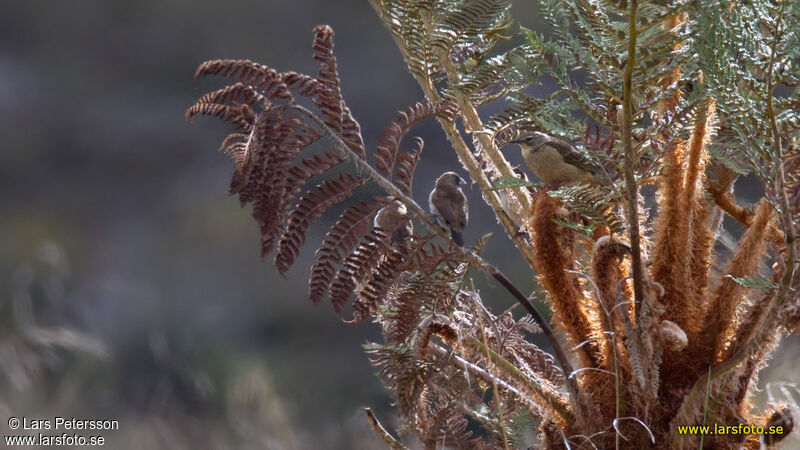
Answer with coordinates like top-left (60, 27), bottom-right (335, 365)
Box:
top-left (430, 0), bottom-right (513, 55)
top-left (726, 275), bottom-right (780, 291)
top-left (550, 183), bottom-right (625, 234)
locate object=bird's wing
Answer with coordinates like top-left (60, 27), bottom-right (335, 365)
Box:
top-left (458, 194), bottom-right (468, 230)
top-left (546, 136), bottom-right (596, 173)
top-left (433, 195), bottom-right (463, 231)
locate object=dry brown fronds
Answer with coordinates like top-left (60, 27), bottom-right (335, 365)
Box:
top-left (687, 195), bottom-right (714, 329)
top-left (651, 141), bottom-right (691, 325)
top-left (706, 199), bottom-right (774, 363)
top-left (591, 235), bottom-right (633, 371)
top-left (682, 101), bottom-right (714, 207)
top-left (531, 193), bottom-right (607, 371)
top-left (707, 162), bottom-right (754, 227)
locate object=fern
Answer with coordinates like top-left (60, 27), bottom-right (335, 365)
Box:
top-left (430, 0), bottom-right (512, 54)
top-left (308, 195), bottom-right (380, 306)
top-left (375, 101), bottom-right (442, 179)
top-left (550, 183), bottom-right (625, 234)
top-left (190, 0), bottom-right (800, 446)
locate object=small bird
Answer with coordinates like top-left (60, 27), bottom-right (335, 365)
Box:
top-left (508, 131), bottom-right (597, 185)
top-left (429, 172), bottom-right (469, 247)
top-left (373, 200), bottom-right (414, 243)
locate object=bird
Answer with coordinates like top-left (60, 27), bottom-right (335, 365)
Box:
top-left (507, 131), bottom-right (597, 185)
top-left (429, 172), bottom-right (469, 247)
top-left (373, 200), bottom-right (414, 243)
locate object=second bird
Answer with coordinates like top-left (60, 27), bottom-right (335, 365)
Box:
top-left (374, 200), bottom-right (414, 243)
top-left (429, 172), bottom-right (468, 247)
top-left (509, 131), bottom-right (596, 185)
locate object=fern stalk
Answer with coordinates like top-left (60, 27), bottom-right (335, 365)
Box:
top-left (364, 408), bottom-right (407, 449)
top-left (622, 0), bottom-right (646, 321)
top-left (477, 321), bottom-right (512, 450)
top-left (765, 1), bottom-right (797, 325)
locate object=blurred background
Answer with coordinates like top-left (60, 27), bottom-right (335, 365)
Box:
top-left (0, 1), bottom-right (797, 448)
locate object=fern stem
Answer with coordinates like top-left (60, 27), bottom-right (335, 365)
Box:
top-left (476, 315), bottom-right (512, 450)
top-left (622, 0), bottom-right (645, 321)
top-left (363, 408), bottom-right (407, 450)
top-left (765, 2), bottom-right (796, 324)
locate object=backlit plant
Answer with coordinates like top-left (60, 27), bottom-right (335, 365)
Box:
top-left (188, 0), bottom-right (799, 447)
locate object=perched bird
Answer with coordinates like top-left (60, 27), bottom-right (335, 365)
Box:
top-left (429, 172), bottom-right (469, 246)
top-left (373, 200), bottom-right (414, 243)
top-left (508, 131), bottom-right (597, 185)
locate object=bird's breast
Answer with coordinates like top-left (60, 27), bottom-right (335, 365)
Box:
top-left (523, 146), bottom-right (589, 184)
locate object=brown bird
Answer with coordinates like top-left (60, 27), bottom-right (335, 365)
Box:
top-left (429, 172), bottom-right (468, 247)
top-left (373, 200), bottom-right (413, 243)
top-left (508, 131), bottom-right (597, 185)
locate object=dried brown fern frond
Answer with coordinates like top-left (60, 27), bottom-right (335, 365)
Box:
top-left (330, 226), bottom-right (397, 314)
top-left (386, 273), bottom-right (451, 344)
top-left (393, 137), bottom-right (424, 196)
top-left (492, 313), bottom-right (565, 387)
top-left (189, 82), bottom-right (270, 112)
top-left (375, 101), bottom-right (442, 180)
top-left (311, 25), bottom-right (365, 158)
top-left (368, 264), bottom-right (573, 446)
top-left (188, 25), bottom-right (460, 317)
top-left (308, 195), bottom-right (386, 307)
top-left (194, 59), bottom-right (294, 101)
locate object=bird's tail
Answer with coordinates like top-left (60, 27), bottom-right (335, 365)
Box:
top-left (450, 229), bottom-right (464, 247)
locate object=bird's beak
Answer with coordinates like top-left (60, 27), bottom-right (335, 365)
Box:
top-left (509, 138), bottom-right (523, 145)
top-left (458, 176), bottom-right (467, 186)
